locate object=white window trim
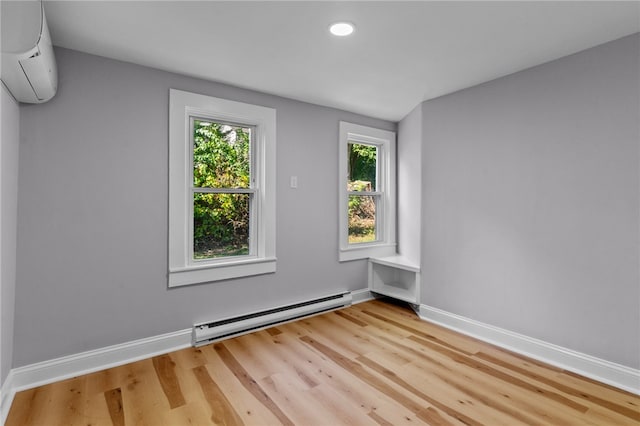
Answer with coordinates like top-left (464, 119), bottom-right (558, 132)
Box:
top-left (339, 121), bottom-right (396, 262)
top-left (169, 89), bottom-right (276, 287)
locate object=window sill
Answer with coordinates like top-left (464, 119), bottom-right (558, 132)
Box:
top-left (168, 257), bottom-right (276, 287)
top-left (339, 243), bottom-right (396, 262)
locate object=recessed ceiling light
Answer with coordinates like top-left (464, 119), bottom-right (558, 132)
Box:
top-left (329, 22), bottom-right (355, 37)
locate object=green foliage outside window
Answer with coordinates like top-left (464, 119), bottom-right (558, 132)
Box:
top-left (348, 143), bottom-right (377, 243)
top-left (193, 120), bottom-right (251, 259)
top-left (348, 143), bottom-right (377, 188)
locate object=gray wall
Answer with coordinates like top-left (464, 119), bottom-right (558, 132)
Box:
top-left (397, 103), bottom-right (422, 266)
top-left (420, 34), bottom-right (639, 368)
top-left (15, 48), bottom-right (394, 367)
top-left (1, 84), bottom-right (20, 383)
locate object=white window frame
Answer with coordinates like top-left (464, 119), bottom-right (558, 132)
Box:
top-left (169, 89), bottom-right (276, 287)
top-left (339, 121), bottom-right (396, 262)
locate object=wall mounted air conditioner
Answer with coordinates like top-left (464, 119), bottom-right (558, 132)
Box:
top-left (1, 0), bottom-right (58, 103)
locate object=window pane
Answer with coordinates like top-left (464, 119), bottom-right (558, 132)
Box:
top-left (193, 192), bottom-right (250, 259)
top-left (348, 142), bottom-right (377, 191)
top-left (193, 119), bottom-right (251, 188)
top-left (348, 195), bottom-right (377, 244)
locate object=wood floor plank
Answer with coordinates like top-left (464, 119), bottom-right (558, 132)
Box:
top-left (416, 406), bottom-right (460, 426)
top-left (392, 334), bottom-right (595, 426)
top-left (170, 345), bottom-right (210, 371)
top-left (234, 329), bottom-right (320, 390)
top-left (84, 367), bottom-right (119, 398)
top-left (368, 410), bottom-right (395, 426)
top-left (580, 404), bottom-right (640, 426)
top-left (265, 326), bottom-right (283, 336)
top-left (296, 314), bottom-right (391, 359)
top-left (5, 386), bottom-right (49, 425)
top-left (560, 370), bottom-right (640, 408)
top-left (361, 308), bottom-right (477, 356)
top-left (345, 306), bottom-right (415, 338)
top-left (254, 331), bottom-right (337, 388)
top-left (474, 350), bottom-right (640, 421)
top-left (323, 310), bottom-right (416, 368)
top-left (200, 352), bottom-right (283, 425)
top-left (246, 332), bottom-right (318, 390)
top-left (363, 343), bottom-right (413, 369)
top-left (53, 377), bottom-right (88, 426)
top-left (217, 332), bottom-right (278, 381)
top-left (299, 334), bottom-right (479, 426)
top-left (153, 353), bottom-right (187, 409)
top-left (306, 382), bottom-right (380, 426)
top-left (104, 387), bottom-right (125, 426)
top-left (193, 365), bottom-right (244, 425)
top-left (6, 300), bottom-right (639, 426)
top-left (213, 342), bottom-right (295, 426)
top-left (400, 360), bottom-right (594, 426)
top-left (115, 359), bottom-right (167, 425)
top-left (11, 376), bottom-right (87, 426)
top-left (407, 334), bottom-right (590, 413)
top-left (366, 300), bottom-right (486, 354)
top-left (84, 390), bottom-right (113, 426)
top-left (334, 308), bottom-right (369, 327)
top-left (256, 330), bottom-right (321, 389)
top-left (260, 373), bottom-right (375, 426)
top-left (350, 306), bottom-right (617, 425)
top-left (163, 401), bottom-right (221, 426)
top-left (361, 349), bottom-right (541, 425)
top-left (356, 353), bottom-right (503, 426)
top-left (271, 331), bottom-right (425, 423)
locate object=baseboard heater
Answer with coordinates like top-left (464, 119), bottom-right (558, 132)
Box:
top-left (192, 291), bottom-right (352, 346)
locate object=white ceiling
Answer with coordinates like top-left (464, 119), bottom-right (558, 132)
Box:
top-left (44, 1), bottom-right (640, 121)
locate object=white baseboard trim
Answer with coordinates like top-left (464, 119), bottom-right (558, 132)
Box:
top-left (1, 370), bottom-right (15, 426)
top-left (419, 304), bottom-right (640, 395)
top-left (351, 288), bottom-right (376, 304)
top-left (1, 328), bottom-right (191, 423)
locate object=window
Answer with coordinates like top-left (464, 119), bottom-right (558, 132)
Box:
top-left (192, 119), bottom-right (252, 259)
top-left (339, 122), bottom-right (396, 261)
top-left (169, 89), bottom-right (276, 287)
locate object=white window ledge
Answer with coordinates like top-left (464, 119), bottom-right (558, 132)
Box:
top-left (339, 243), bottom-right (396, 262)
top-left (169, 257), bottom-right (276, 287)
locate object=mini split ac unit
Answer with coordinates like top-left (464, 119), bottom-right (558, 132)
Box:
top-left (1, 0), bottom-right (58, 103)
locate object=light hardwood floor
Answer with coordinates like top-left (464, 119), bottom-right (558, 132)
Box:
top-left (6, 299), bottom-right (640, 425)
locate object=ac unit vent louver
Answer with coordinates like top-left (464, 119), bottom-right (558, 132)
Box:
top-left (192, 292), bottom-right (352, 346)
